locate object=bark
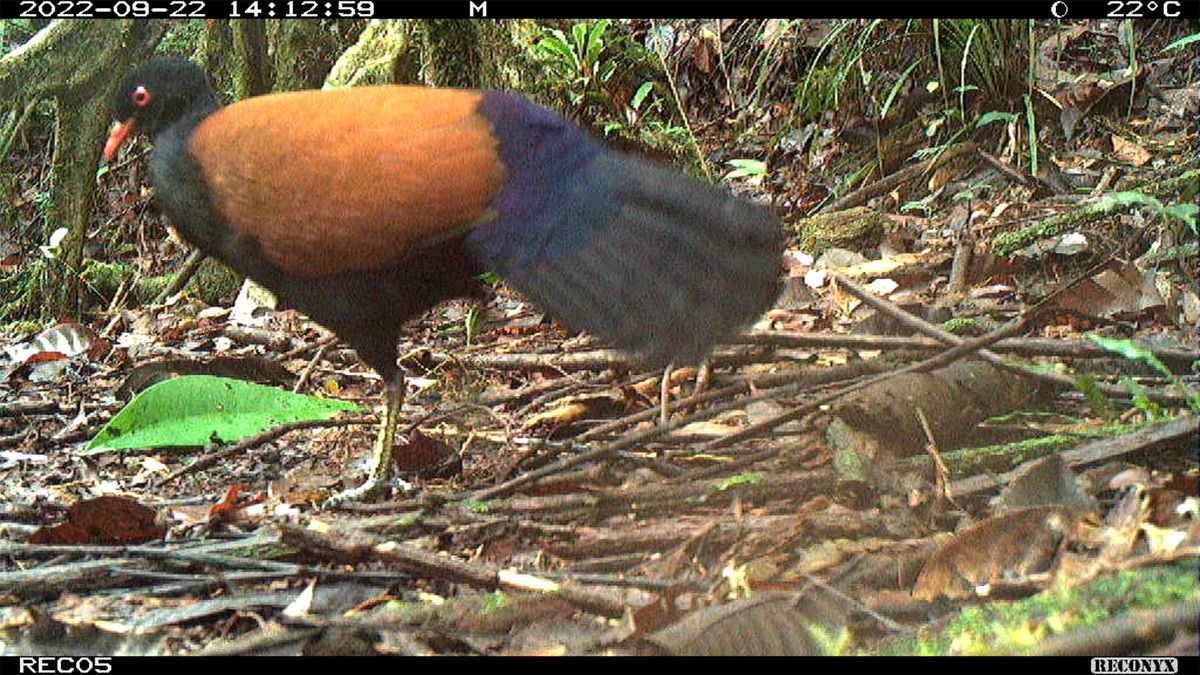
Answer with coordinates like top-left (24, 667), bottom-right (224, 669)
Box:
top-left (201, 20), bottom-right (235, 96)
top-left (232, 20), bottom-right (271, 98)
top-left (324, 19), bottom-right (419, 88)
top-left (269, 20), bottom-right (342, 91)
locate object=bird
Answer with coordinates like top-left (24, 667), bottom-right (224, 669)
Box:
top-left (102, 57), bottom-right (781, 503)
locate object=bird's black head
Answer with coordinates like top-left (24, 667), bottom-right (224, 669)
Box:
top-left (103, 57), bottom-right (215, 161)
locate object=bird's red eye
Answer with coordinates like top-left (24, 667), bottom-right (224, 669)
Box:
top-left (132, 86), bottom-right (150, 107)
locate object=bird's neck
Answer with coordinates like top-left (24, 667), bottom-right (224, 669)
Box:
top-left (153, 91), bottom-right (219, 140)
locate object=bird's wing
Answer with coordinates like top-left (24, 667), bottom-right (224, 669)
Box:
top-left (189, 86), bottom-right (503, 277)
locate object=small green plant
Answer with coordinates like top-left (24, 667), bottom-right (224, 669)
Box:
top-left (1074, 374), bottom-right (1116, 419)
top-left (463, 303), bottom-right (481, 346)
top-left (463, 498), bottom-right (491, 514)
top-left (1119, 376), bottom-right (1164, 419)
top-left (1092, 191), bottom-right (1198, 233)
top-left (1086, 334), bottom-right (1200, 412)
top-left (532, 20), bottom-right (649, 112)
top-left (975, 111), bottom-right (1019, 128)
top-left (479, 590), bottom-right (508, 613)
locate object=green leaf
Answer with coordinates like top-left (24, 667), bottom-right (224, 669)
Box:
top-left (880, 58), bottom-right (923, 121)
top-left (1023, 93), bottom-right (1037, 176)
top-left (975, 111), bottom-right (1018, 128)
top-left (534, 33), bottom-right (575, 65)
top-left (463, 498), bottom-right (491, 513)
top-left (713, 472), bottom-right (763, 491)
top-left (631, 81), bottom-right (655, 110)
top-left (464, 304), bottom-right (482, 346)
top-left (82, 375), bottom-right (359, 454)
top-left (571, 23), bottom-right (588, 57)
top-left (1091, 190), bottom-right (1164, 212)
top-left (1086, 334), bottom-right (1200, 412)
top-left (1073, 374), bottom-right (1114, 419)
top-left (585, 19), bottom-right (611, 65)
top-left (725, 158), bottom-right (767, 180)
top-left (480, 590), bottom-right (508, 612)
top-left (1162, 203), bottom-right (1198, 230)
top-left (1119, 376), bottom-right (1163, 418)
top-left (1085, 334), bottom-right (1171, 378)
top-left (1160, 32), bottom-right (1200, 52)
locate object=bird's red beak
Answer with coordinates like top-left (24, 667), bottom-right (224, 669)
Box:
top-left (102, 118), bottom-right (135, 163)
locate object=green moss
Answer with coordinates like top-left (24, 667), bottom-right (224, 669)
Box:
top-left (791, 206), bottom-right (886, 256)
top-left (941, 317), bottom-right (979, 334)
top-left (325, 19), bottom-right (413, 88)
top-left (190, 257), bottom-right (240, 305)
top-left (0, 320), bottom-right (41, 337)
top-left (81, 259), bottom-right (129, 297)
top-left (991, 218), bottom-right (1061, 257)
top-left (880, 560), bottom-right (1198, 655)
top-left (156, 21), bottom-right (205, 57)
top-left (132, 274), bottom-right (168, 304)
top-left (129, 258), bottom-right (238, 306)
top-left (0, 256), bottom-right (56, 322)
top-left (942, 434), bottom-right (1077, 477)
top-left (940, 421), bottom-right (1141, 478)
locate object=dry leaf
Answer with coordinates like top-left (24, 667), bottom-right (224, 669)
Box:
top-left (913, 505), bottom-right (1078, 600)
top-left (1111, 135), bottom-right (1151, 166)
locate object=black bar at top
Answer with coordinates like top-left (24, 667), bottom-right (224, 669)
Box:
top-left (3, 0), bottom-right (1199, 20)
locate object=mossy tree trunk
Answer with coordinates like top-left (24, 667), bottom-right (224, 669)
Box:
top-left (49, 92), bottom-right (109, 313)
top-left (232, 20), bottom-right (271, 98)
top-left (269, 20), bottom-right (347, 92)
top-left (201, 20), bottom-right (235, 99)
top-left (418, 19), bottom-right (489, 88)
top-left (324, 20), bottom-right (419, 88)
top-left (0, 19), bottom-right (163, 316)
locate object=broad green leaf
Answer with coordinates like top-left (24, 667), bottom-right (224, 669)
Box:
top-left (1162, 203), bottom-right (1198, 230)
top-left (586, 19), bottom-right (611, 65)
top-left (82, 375), bottom-right (359, 454)
top-left (1091, 190), bottom-right (1164, 212)
top-left (571, 23), bottom-right (587, 55)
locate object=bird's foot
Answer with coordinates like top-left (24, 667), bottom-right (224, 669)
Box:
top-left (323, 478), bottom-right (393, 508)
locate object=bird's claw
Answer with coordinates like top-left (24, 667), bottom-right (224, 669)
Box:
top-left (323, 478), bottom-right (392, 508)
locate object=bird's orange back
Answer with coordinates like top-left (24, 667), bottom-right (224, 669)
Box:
top-left (189, 86), bottom-right (504, 277)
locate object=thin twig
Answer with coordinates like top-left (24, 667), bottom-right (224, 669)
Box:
top-left (292, 341), bottom-right (331, 393)
top-left (157, 413), bottom-right (372, 486)
top-left (697, 317), bottom-right (1030, 452)
top-left (834, 273), bottom-right (1190, 404)
top-left (152, 249), bottom-right (207, 304)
